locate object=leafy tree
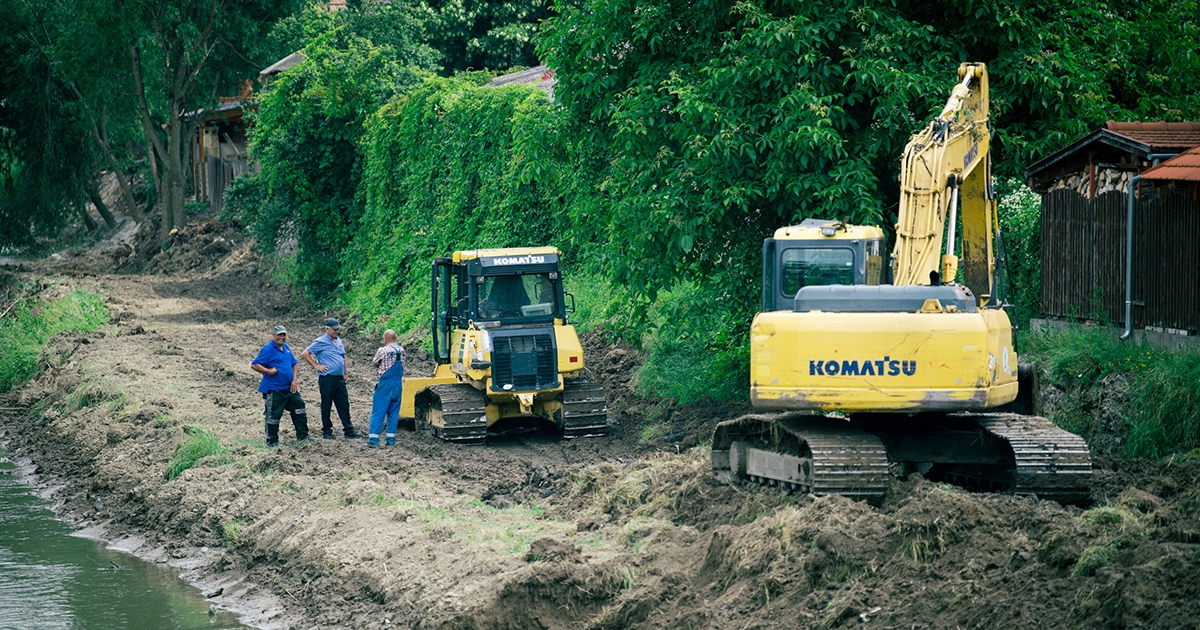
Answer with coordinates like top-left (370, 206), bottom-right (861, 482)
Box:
top-left (540, 0), bottom-right (1200, 312)
top-left (119, 0), bottom-right (301, 243)
top-left (423, 0), bottom-right (548, 73)
top-left (244, 3), bottom-right (437, 297)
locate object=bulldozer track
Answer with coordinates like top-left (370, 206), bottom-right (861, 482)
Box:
top-left (428, 384), bottom-right (488, 445)
top-left (972, 414), bottom-right (1092, 504)
top-left (561, 375), bottom-right (608, 439)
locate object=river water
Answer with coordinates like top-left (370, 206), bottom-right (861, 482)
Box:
top-left (0, 453), bottom-right (249, 630)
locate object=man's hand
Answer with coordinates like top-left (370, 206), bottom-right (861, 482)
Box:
top-left (316, 364), bottom-right (329, 373)
top-left (290, 380), bottom-right (298, 393)
top-left (271, 368), bottom-right (279, 376)
top-left (343, 373), bottom-right (349, 384)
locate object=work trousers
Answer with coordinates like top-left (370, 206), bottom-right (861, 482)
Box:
top-left (368, 362), bottom-right (404, 439)
top-left (318, 374), bottom-right (354, 436)
top-left (263, 390), bottom-right (309, 444)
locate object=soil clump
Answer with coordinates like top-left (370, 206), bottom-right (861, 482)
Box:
top-left (1, 245), bottom-right (1198, 629)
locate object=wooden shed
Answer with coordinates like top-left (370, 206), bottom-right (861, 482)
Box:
top-left (1026, 122), bottom-right (1200, 335)
top-left (187, 82), bottom-right (257, 214)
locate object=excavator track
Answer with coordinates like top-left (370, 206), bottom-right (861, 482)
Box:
top-left (561, 375), bottom-right (608, 439)
top-left (426, 384), bottom-right (488, 445)
top-left (971, 414), bottom-right (1092, 504)
top-left (712, 414), bottom-right (889, 502)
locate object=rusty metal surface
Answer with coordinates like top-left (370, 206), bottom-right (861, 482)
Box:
top-left (1142, 147), bottom-right (1200, 182)
top-left (1041, 188), bottom-right (1200, 332)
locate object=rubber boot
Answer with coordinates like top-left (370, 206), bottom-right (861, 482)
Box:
top-left (265, 420), bottom-right (280, 447)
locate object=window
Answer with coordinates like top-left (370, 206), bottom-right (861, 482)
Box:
top-left (780, 248), bottom-right (855, 296)
top-left (478, 274), bottom-right (557, 319)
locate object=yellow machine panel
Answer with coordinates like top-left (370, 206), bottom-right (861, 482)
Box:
top-left (750, 308), bottom-right (1017, 412)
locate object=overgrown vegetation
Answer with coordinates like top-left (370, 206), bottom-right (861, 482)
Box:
top-left (0, 285), bottom-right (108, 392)
top-left (1025, 325), bottom-right (1200, 459)
top-left (225, 0), bottom-right (1200, 409)
top-left (165, 426), bottom-right (226, 481)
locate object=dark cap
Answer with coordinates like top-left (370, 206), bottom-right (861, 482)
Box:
top-left (324, 318), bottom-right (341, 330)
top-left (273, 325), bottom-right (288, 335)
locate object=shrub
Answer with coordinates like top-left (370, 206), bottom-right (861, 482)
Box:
top-left (0, 286), bottom-right (108, 392)
top-left (165, 426), bottom-right (224, 480)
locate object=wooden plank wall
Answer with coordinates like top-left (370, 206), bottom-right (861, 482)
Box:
top-left (1041, 187), bottom-right (1200, 331)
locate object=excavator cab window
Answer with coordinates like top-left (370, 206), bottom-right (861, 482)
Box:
top-left (780, 247), bottom-right (855, 296)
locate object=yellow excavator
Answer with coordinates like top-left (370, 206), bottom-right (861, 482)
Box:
top-left (712, 63), bottom-right (1091, 503)
top-left (399, 246), bottom-right (607, 443)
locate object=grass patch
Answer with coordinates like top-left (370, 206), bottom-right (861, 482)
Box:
top-left (165, 426), bottom-right (225, 480)
top-left (0, 284), bottom-right (108, 392)
top-left (221, 519), bottom-right (246, 546)
top-left (634, 280), bottom-right (751, 404)
top-left (1025, 324), bottom-right (1200, 459)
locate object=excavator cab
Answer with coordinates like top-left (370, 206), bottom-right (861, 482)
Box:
top-left (761, 219), bottom-right (886, 312)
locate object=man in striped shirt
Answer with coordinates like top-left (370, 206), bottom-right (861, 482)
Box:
top-left (367, 330), bottom-right (405, 447)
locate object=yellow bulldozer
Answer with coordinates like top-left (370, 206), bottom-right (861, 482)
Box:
top-left (399, 246), bottom-right (607, 443)
top-left (712, 63), bottom-right (1092, 503)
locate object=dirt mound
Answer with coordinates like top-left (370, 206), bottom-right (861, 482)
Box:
top-left (122, 215), bottom-right (251, 274)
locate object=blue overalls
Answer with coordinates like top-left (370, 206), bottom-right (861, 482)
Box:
top-left (368, 355), bottom-right (404, 443)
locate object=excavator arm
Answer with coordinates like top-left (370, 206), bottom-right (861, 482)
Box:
top-left (891, 63), bottom-right (998, 304)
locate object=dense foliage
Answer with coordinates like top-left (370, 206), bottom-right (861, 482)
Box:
top-left (240, 6), bottom-right (436, 295)
top-left (348, 75), bottom-right (603, 329)
top-left (1027, 325), bottom-right (1200, 460)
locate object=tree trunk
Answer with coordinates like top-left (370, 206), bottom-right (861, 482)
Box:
top-left (94, 108), bottom-right (143, 221)
top-left (76, 201), bottom-right (98, 231)
top-left (87, 189), bottom-right (118, 229)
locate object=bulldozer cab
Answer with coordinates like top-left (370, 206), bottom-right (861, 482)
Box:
top-left (761, 219), bottom-right (886, 312)
top-left (431, 248), bottom-right (569, 365)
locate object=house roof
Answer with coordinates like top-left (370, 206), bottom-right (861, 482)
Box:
top-left (260, 52), bottom-right (305, 78)
top-left (485, 65), bottom-right (556, 101)
top-left (1026, 121), bottom-right (1200, 191)
top-left (1142, 146), bottom-right (1200, 182)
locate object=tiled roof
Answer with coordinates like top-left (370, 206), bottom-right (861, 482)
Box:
top-left (1026, 120), bottom-right (1200, 190)
top-left (1105, 121), bottom-right (1200, 152)
top-left (1142, 146), bottom-right (1200, 182)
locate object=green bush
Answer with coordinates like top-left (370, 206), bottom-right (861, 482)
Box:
top-left (165, 426), bottom-right (225, 480)
top-left (1025, 325), bottom-right (1200, 459)
top-left (348, 75), bottom-right (605, 332)
top-left (0, 286), bottom-right (108, 392)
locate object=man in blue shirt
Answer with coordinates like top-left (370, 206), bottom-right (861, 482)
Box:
top-left (301, 317), bottom-right (359, 439)
top-left (251, 325), bottom-right (312, 446)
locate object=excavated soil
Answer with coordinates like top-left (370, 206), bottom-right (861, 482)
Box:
top-left (1, 229), bottom-right (1199, 629)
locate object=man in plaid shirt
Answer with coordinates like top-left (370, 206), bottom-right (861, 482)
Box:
top-left (367, 330), bottom-right (405, 447)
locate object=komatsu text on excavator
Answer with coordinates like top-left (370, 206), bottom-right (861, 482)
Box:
top-left (399, 247), bottom-right (607, 443)
top-left (712, 63), bottom-right (1091, 503)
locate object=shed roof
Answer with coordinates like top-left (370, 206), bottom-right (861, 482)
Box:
top-left (485, 65), bottom-right (556, 101)
top-left (1142, 146), bottom-right (1200, 182)
top-left (1026, 121), bottom-right (1200, 190)
top-left (260, 52), bottom-right (305, 78)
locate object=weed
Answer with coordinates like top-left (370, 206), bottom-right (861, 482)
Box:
top-left (222, 519), bottom-right (245, 545)
top-left (370, 491), bottom-right (397, 506)
top-left (639, 423), bottom-right (664, 442)
top-left (616, 566), bottom-right (636, 589)
top-left (1025, 324), bottom-right (1200, 459)
top-left (165, 426), bottom-right (225, 480)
